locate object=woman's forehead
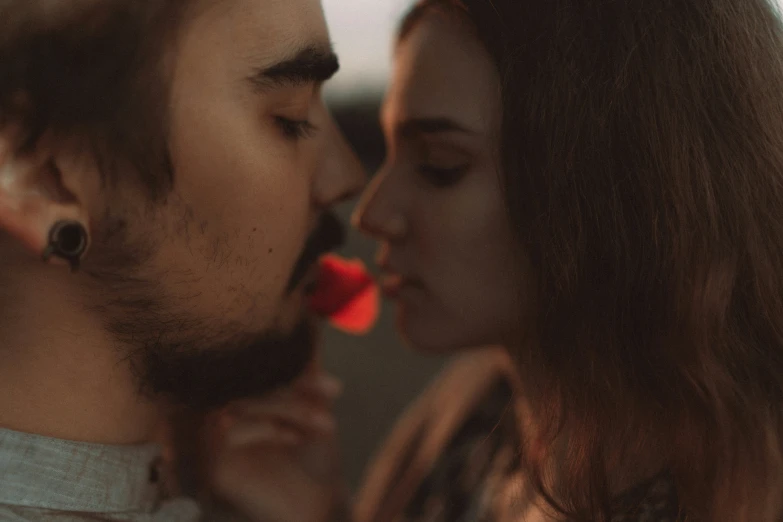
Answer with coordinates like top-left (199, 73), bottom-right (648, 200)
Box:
top-left (385, 13), bottom-right (500, 135)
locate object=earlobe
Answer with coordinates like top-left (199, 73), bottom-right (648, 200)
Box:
top-left (0, 132), bottom-right (91, 267)
top-left (0, 145), bottom-right (57, 255)
top-left (0, 188), bottom-right (50, 255)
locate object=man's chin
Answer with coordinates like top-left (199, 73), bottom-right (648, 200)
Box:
top-left (136, 318), bottom-right (316, 412)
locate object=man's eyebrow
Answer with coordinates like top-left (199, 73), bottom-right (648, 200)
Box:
top-left (248, 45), bottom-right (340, 91)
top-left (396, 117), bottom-right (477, 137)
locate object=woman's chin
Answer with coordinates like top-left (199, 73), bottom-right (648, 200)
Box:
top-left (395, 307), bottom-right (474, 355)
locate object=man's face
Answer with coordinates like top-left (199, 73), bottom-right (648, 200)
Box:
top-left (88, 0), bottom-right (364, 410)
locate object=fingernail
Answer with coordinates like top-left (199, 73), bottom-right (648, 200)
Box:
top-left (315, 374), bottom-right (344, 398)
top-left (311, 412), bottom-right (337, 433)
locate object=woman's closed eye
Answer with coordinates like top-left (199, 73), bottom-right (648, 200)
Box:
top-left (418, 163), bottom-right (469, 188)
top-left (275, 116), bottom-right (318, 141)
top-left (414, 141), bottom-right (472, 188)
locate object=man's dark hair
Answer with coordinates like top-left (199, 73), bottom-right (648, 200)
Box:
top-left (0, 1), bottom-right (194, 200)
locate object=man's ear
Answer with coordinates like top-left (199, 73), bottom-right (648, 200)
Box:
top-left (0, 128), bottom-right (99, 264)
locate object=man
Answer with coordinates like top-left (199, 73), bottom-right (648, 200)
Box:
top-left (0, 0), bottom-right (364, 520)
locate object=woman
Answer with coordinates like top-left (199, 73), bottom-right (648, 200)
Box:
top-left (209, 0), bottom-right (783, 521)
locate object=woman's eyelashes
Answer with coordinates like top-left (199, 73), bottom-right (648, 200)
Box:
top-left (411, 140), bottom-right (473, 188)
top-left (275, 116), bottom-right (318, 141)
top-left (418, 163), bottom-right (469, 188)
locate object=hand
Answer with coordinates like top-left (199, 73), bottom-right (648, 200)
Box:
top-left (206, 371), bottom-right (348, 522)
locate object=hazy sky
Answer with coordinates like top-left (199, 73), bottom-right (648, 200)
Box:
top-left (322, 0), bottom-right (413, 100)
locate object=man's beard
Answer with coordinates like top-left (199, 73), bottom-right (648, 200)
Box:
top-left (103, 293), bottom-right (317, 412)
top-left (85, 209), bottom-right (318, 412)
top-left (135, 318), bottom-right (315, 411)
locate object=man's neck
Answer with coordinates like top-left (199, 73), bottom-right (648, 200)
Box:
top-left (0, 267), bottom-right (162, 445)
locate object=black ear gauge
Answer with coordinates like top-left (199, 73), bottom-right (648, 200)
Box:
top-left (41, 220), bottom-right (89, 272)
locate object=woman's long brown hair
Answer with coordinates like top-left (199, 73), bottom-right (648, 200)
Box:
top-left (402, 0), bottom-right (783, 520)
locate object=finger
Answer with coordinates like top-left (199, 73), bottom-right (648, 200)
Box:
top-left (293, 372), bottom-right (343, 401)
top-left (228, 402), bottom-right (336, 435)
top-left (225, 421), bottom-right (304, 447)
top-left (229, 374), bottom-right (343, 412)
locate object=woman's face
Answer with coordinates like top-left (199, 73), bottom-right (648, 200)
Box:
top-left (353, 12), bottom-right (525, 353)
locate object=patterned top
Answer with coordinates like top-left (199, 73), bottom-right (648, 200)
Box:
top-left (354, 349), bottom-right (681, 522)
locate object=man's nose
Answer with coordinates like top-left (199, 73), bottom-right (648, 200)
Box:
top-left (312, 115), bottom-right (367, 208)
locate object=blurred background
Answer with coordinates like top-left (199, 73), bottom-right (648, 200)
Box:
top-left (316, 0), bottom-right (452, 491)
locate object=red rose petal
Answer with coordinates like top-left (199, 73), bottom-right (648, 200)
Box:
top-left (308, 254), bottom-right (379, 335)
top-left (327, 282), bottom-right (380, 335)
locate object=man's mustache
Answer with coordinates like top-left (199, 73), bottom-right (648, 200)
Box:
top-left (285, 212), bottom-right (345, 293)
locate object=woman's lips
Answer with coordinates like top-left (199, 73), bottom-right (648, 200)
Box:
top-left (379, 272), bottom-right (421, 299)
top-left (307, 254), bottom-right (379, 335)
top-left (379, 273), bottom-right (404, 298)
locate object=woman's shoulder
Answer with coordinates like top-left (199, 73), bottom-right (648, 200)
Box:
top-left (372, 346), bottom-right (515, 457)
top-left (429, 347), bottom-right (518, 401)
top-left (354, 346), bottom-right (518, 522)
top-left (373, 346), bottom-right (515, 443)
top-left (354, 348), bottom-right (683, 522)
